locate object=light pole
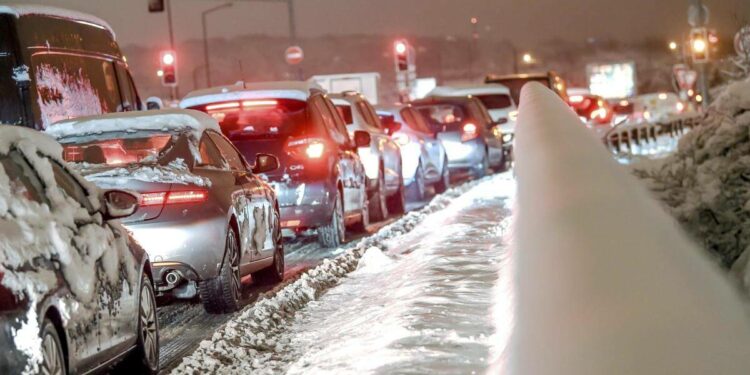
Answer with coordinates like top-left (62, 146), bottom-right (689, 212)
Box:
top-left (202, 2), bottom-right (233, 88)
top-left (470, 17), bottom-right (479, 80)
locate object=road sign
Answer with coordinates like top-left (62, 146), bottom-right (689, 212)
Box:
top-left (735, 25), bottom-right (750, 57)
top-left (688, 3), bottom-right (709, 27)
top-left (285, 46), bottom-right (304, 65)
top-left (673, 64), bottom-right (698, 91)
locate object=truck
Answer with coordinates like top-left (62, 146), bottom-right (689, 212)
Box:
top-left (309, 72), bottom-right (380, 104)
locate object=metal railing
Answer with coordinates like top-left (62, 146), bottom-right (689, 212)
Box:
top-left (603, 113), bottom-right (703, 155)
top-left (506, 82), bottom-right (750, 374)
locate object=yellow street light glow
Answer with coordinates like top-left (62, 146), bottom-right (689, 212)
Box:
top-left (156, 70), bottom-right (164, 77)
top-left (687, 89), bottom-right (694, 96)
top-left (695, 94), bottom-right (703, 102)
top-left (668, 41), bottom-right (678, 50)
top-left (692, 38), bottom-right (707, 53)
top-left (470, 17), bottom-right (478, 25)
top-left (522, 53), bottom-right (533, 64)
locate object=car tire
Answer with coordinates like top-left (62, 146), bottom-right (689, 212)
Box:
top-left (411, 162), bottom-right (426, 201)
top-left (318, 190), bottom-right (345, 247)
top-left (120, 273), bottom-right (160, 374)
top-left (386, 174), bottom-right (406, 215)
top-left (40, 318), bottom-right (66, 375)
top-left (474, 150), bottom-right (491, 179)
top-left (368, 169), bottom-right (388, 222)
top-left (252, 212), bottom-right (285, 285)
top-left (200, 227), bottom-right (242, 314)
top-left (434, 159), bottom-right (450, 194)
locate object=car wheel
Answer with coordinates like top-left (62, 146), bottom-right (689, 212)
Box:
top-left (386, 174), bottom-right (406, 215)
top-left (411, 162), bottom-right (426, 201)
top-left (40, 318), bottom-right (66, 375)
top-left (434, 159), bottom-right (450, 194)
top-left (474, 150), bottom-right (491, 179)
top-left (120, 273), bottom-right (159, 373)
top-left (253, 211), bottom-right (285, 285)
top-left (199, 227), bottom-right (242, 314)
top-left (318, 190), bottom-right (345, 247)
top-left (368, 169), bottom-right (388, 221)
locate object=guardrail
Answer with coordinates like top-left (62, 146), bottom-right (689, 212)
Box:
top-left (603, 114), bottom-right (702, 155)
top-left (506, 82), bottom-right (750, 374)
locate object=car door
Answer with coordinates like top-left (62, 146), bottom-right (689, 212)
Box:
top-left (402, 107), bottom-right (441, 177)
top-left (208, 131), bottom-right (275, 264)
top-left (471, 99), bottom-right (504, 165)
top-left (359, 99), bottom-right (401, 192)
top-left (319, 96), bottom-right (366, 216)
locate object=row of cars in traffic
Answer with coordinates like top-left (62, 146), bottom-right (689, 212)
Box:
top-left (0, 5), bottom-right (516, 374)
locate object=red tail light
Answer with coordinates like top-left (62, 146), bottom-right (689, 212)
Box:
top-left (286, 138), bottom-right (328, 160)
top-left (140, 190), bottom-right (208, 207)
top-left (461, 123), bottom-right (479, 142)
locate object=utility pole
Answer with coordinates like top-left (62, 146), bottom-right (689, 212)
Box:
top-left (688, 0), bottom-right (710, 108)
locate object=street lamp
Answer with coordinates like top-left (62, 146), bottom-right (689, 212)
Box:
top-left (202, 2), bottom-right (233, 88)
top-left (669, 41), bottom-right (678, 50)
top-left (522, 53), bottom-right (534, 64)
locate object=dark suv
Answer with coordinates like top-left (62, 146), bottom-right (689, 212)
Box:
top-left (1, 6), bottom-right (143, 130)
top-left (181, 81), bottom-right (371, 247)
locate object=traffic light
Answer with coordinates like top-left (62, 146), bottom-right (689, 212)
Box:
top-left (394, 40), bottom-right (409, 72)
top-left (690, 28), bottom-right (709, 63)
top-left (159, 50), bottom-right (177, 87)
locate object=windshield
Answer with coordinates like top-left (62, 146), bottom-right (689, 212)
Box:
top-left (199, 99), bottom-right (308, 140)
top-left (492, 77), bottom-right (549, 105)
top-left (413, 103), bottom-right (469, 132)
top-left (476, 94), bottom-right (512, 110)
top-left (61, 133), bottom-right (174, 166)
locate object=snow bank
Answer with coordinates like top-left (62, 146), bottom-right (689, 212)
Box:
top-left (0, 4), bottom-right (115, 36)
top-left (633, 78), bottom-right (750, 271)
top-left (45, 109), bottom-right (220, 140)
top-left (510, 82), bottom-right (750, 375)
top-left (170, 178), bottom-right (482, 374)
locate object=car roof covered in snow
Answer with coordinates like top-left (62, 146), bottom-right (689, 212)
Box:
top-left (0, 4), bottom-right (115, 37)
top-left (0, 125), bottom-right (62, 157)
top-left (180, 81), bottom-right (325, 109)
top-left (44, 109), bottom-right (221, 140)
top-left (428, 84), bottom-right (511, 97)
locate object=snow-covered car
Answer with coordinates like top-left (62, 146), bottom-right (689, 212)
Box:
top-left (0, 127), bottom-right (159, 374)
top-left (180, 81), bottom-right (372, 248)
top-left (411, 96), bottom-right (511, 179)
top-left (631, 92), bottom-right (687, 123)
top-left (46, 109), bottom-right (284, 314)
top-left (427, 84), bottom-right (518, 136)
top-left (376, 104), bottom-right (450, 200)
top-left (330, 92), bottom-right (405, 220)
top-left (0, 5), bottom-right (144, 130)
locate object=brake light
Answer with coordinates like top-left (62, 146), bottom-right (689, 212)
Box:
top-left (569, 95), bottom-right (584, 103)
top-left (141, 192), bottom-right (167, 207)
top-left (206, 102), bottom-right (240, 111)
top-left (140, 190), bottom-right (207, 207)
top-left (461, 123), bottom-right (479, 142)
top-left (242, 100), bottom-right (278, 108)
top-left (676, 102), bottom-right (685, 112)
top-left (305, 142), bottom-right (325, 158)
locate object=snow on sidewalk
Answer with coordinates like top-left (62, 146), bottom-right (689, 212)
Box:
top-left (171, 174), bottom-right (511, 374)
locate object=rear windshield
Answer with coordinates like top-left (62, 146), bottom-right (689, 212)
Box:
top-left (399, 108), bottom-right (433, 134)
top-left (413, 103), bottom-right (469, 132)
top-left (0, 17), bottom-right (23, 125)
top-left (195, 99), bottom-right (308, 140)
top-left (61, 133), bottom-right (174, 166)
top-left (476, 94), bottom-right (512, 110)
top-left (490, 77), bottom-right (549, 105)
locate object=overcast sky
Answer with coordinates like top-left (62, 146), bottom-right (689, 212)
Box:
top-left (2, 0), bottom-right (748, 48)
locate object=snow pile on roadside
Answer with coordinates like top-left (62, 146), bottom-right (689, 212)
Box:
top-left (170, 178), bottom-right (483, 374)
top-left (74, 158), bottom-right (212, 187)
top-left (632, 78), bottom-right (750, 282)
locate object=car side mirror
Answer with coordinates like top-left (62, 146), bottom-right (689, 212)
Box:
top-left (103, 190), bottom-right (139, 220)
top-left (252, 153), bottom-right (279, 174)
top-left (146, 96), bottom-right (163, 110)
top-left (353, 130), bottom-right (371, 147)
top-left (494, 118), bottom-right (508, 125)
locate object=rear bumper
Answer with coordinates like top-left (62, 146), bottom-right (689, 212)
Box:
top-left (270, 179), bottom-right (335, 230)
top-left (441, 137), bottom-right (485, 170)
top-left (125, 214), bottom-right (226, 281)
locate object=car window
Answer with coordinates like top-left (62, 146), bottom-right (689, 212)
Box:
top-left (51, 161), bottom-right (94, 212)
top-left (207, 131), bottom-right (246, 171)
top-left (0, 18), bottom-right (22, 126)
top-left (400, 108), bottom-right (432, 134)
top-left (31, 53), bottom-right (123, 128)
top-left (361, 100), bottom-right (384, 130)
top-left (469, 99), bottom-right (493, 126)
top-left (197, 133), bottom-right (225, 169)
top-left (0, 152), bottom-right (47, 204)
top-left (115, 63), bottom-right (140, 111)
top-left (312, 96), bottom-right (349, 146)
top-left (323, 97), bottom-right (353, 141)
top-left (476, 94), bottom-right (513, 110)
top-left (336, 104), bottom-right (353, 124)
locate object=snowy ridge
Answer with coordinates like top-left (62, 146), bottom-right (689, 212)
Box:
top-left (74, 159), bottom-right (211, 188)
top-left (0, 4), bottom-right (115, 36)
top-left (511, 82), bottom-right (750, 374)
top-left (170, 178), bottom-right (484, 374)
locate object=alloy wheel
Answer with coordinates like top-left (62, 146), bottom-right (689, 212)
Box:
top-left (228, 233), bottom-right (241, 302)
top-left (41, 329), bottom-right (64, 375)
top-left (139, 283), bottom-right (159, 369)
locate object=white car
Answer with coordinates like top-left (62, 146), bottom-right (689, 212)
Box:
top-left (376, 104), bottom-right (450, 199)
top-left (330, 92), bottom-right (405, 220)
top-left (428, 84), bottom-right (518, 135)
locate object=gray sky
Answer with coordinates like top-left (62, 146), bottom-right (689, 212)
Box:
top-left (2, 0), bottom-right (748, 47)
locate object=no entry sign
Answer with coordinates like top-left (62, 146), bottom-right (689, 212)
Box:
top-left (285, 46), bottom-right (304, 65)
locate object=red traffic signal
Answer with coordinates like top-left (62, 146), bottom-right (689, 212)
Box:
top-left (159, 50), bottom-right (178, 87)
top-left (394, 40), bottom-right (409, 71)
